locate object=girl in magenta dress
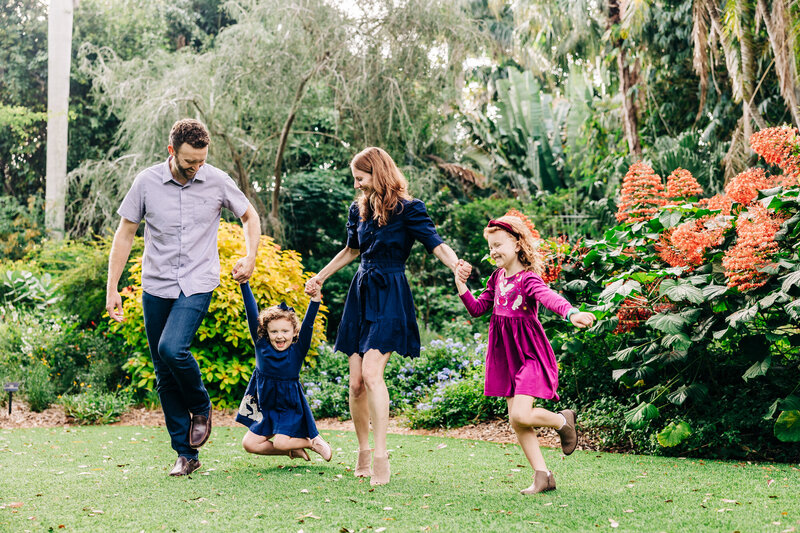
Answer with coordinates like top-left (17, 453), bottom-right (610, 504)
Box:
top-left (454, 211), bottom-right (595, 495)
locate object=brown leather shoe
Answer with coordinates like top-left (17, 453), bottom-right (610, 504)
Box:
top-left (556, 409), bottom-right (578, 455)
top-left (189, 411), bottom-right (212, 449)
top-left (169, 456), bottom-right (202, 476)
top-left (520, 470), bottom-right (556, 494)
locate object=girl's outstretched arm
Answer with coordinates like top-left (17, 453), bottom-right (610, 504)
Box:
top-left (459, 269), bottom-right (497, 317)
top-left (524, 273), bottom-right (574, 318)
top-left (240, 282), bottom-right (260, 342)
top-left (294, 300), bottom-right (320, 364)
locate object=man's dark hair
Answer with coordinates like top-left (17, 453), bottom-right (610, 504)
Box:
top-left (169, 119), bottom-right (210, 150)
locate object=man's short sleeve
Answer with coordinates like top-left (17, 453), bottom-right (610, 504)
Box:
top-left (117, 174), bottom-right (146, 223)
top-left (220, 173), bottom-right (250, 218)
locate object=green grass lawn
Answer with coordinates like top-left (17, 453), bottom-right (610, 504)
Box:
top-left (0, 426), bottom-right (797, 532)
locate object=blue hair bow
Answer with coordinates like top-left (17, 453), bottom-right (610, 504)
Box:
top-left (277, 301), bottom-right (294, 313)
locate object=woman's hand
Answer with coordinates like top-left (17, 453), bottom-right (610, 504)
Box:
top-left (570, 311), bottom-right (596, 329)
top-left (305, 276), bottom-right (323, 296)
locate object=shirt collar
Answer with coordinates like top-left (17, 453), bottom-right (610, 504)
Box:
top-left (162, 156), bottom-right (207, 184)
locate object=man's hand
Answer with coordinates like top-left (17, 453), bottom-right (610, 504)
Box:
top-left (106, 289), bottom-right (125, 322)
top-left (570, 311), bottom-right (595, 329)
top-left (232, 255), bottom-right (256, 283)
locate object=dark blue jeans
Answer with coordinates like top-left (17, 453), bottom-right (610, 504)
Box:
top-left (142, 290), bottom-right (213, 459)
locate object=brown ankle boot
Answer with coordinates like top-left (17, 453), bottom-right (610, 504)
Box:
top-left (370, 454), bottom-right (390, 486)
top-left (355, 449), bottom-right (372, 477)
top-left (556, 409), bottom-right (578, 455)
top-left (520, 470), bottom-right (556, 495)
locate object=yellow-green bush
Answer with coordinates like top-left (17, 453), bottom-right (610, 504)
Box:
top-left (112, 221), bottom-right (327, 408)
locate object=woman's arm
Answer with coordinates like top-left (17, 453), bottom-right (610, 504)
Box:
top-left (432, 243), bottom-right (459, 272)
top-left (304, 247), bottom-right (360, 295)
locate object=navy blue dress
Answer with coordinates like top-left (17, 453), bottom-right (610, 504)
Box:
top-left (235, 282), bottom-right (320, 439)
top-left (334, 198), bottom-right (444, 358)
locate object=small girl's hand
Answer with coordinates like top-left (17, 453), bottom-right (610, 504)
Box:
top-left (305, 276), bottom-right (322, 296)
top-left (570, 311), bottom-right (595, 329)
top-left (455, 260), bottom-right (472, 283)
top-left (308, 281), bottom-right (322, 302)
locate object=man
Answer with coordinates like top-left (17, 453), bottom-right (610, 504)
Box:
top-left (105, 118), bottom-right (260, 476)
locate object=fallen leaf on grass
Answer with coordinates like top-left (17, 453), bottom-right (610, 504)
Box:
top-left (8, 502), bottom-right (24, 508)
top-left (436, 443), bottom-right (447, 449)
top-left (300, 489), bottom-right (309, 494)
top-left (768, 479), bottom-right (775, 487)
top-left (624, 509), bottom-right (634, 513)
top-left (375, 528), bottom-right (386, 532)
top-left (609, 518), bottom-right (619, 528)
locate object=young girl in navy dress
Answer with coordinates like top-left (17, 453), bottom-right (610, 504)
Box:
top-left (454, 212), bottom-right (594, 494)
top-left (305, 147), bottom-right (466, 485)
top-left (235, 280), bottom-right (332, 462)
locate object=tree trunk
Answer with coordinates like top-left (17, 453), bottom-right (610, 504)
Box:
top-left (268, 53), bottom-right (330, 238)
top-left (608, 0), bottom-right (642, 156)
top-left (756, 0), bottom-right (800, 128)
top-left (45, 0), bottom-right (76, 239)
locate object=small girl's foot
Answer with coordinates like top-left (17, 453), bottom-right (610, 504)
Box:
top-left (288, 449), bottom-right (310, 461)
top-left (355, 449), bottom-right (372, 477)
top-left (310, 436), bottom-right (332, 462)
top-left (521, 470), bottom-right (556, 495)
top-left (556, 409), bottom-right (578, 455)
top-left (370, 454), bottom-right (390, 486)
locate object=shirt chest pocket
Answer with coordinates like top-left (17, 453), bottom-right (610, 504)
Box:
top-left (194, 197), bottom-right (220, 224)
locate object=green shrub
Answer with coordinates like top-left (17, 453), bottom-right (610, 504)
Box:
top-left (24, 361), bottom-right (56, 412)
top-left (0, 196), bottom-right (44, 261)
top-left (61, 388), bottom-right (133, 425)
top-left (113, 221), bottom-right (328, 408)
top-left (0, 270), bottom-right (60, 310)
top-left (405, 368), bottom-right (505, 429)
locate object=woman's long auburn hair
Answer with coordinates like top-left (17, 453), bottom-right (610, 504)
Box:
top-left (483, 215), bottom-right (545, 275)
top-left (351, 147), bottom-right (412, 226)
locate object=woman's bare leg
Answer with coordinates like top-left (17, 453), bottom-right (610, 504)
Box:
top-left (348, 354), bottom-right (372, 452)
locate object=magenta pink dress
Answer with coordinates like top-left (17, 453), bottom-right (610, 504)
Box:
top-left (459, 269), bottom-right (574, 399)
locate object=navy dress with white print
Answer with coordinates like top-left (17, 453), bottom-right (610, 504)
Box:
top-left (235, 282), bottom-right (320, 439)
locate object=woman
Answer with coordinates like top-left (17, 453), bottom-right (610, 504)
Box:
top-left (305, 147), bottom-right (464, 485)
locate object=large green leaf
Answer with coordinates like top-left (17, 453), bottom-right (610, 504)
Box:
top-left (779, 395), bottom-right (800, 411)
top-left (659, 278), bottom-right (704, 304)
top-left (742, 356), bottom-right (771, 381)
top-left (645, 309), bottom-right (700, 334)
top-left (667, 383), bottom-right (708, 405)
top-left (609, 345), bottom-right (640, 363)
top-left (702, 284), bottom-right (729, 299)
top-left (726, 305), bottom-right (759, 328)
top-left (758, 291), bottom-right (790, 309)
top-left (624, 402), bottom-right (659, 429)
top-left (657, 421), bottom-right (692, 447)
top-left (599, 279), bottom-right (641, 302)
top-left (780, 270), bottom-right (800, 293)
top-left (774, 410), bottom-right (800, 442)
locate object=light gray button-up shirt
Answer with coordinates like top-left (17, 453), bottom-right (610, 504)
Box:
top-left (118, 158), bottom-right (251, 299)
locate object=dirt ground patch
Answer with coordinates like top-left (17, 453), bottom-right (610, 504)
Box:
top-left (0, 401), bottom-right (597, 450)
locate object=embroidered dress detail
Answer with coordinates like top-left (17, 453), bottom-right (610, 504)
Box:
top-left (460, 270), bottom-right (573, 399)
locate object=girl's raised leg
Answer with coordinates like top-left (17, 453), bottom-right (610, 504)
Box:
top-left (242, 431), bottom-right (308, 460)
top-left (273, 434), bottom-right (331, 461)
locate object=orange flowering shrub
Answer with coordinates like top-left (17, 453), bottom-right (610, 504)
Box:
top-left (697, 193), bottom-right (733, 215)
top-left (665, 168), bottom-right (703, 200)
top-left (614, 296), bottom-right (653, 334)
top-left (721, 204), bottom-right (787, 291)
top-left (724, 168), bottom-right (774, 205)
top-left (749, 125), bottom-right (800, 185)
top-left (616, 162), bottom-right (666, 223)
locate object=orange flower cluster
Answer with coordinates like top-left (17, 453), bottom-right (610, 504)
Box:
top-left (614, 296), bottom-right (653, 334)
top-left (540, 236), bottom-right (570, 284)
top-left (698, 193), bottom-right (733, 215)
top-left (505, 209), bottom-right (541, 239)
top-left (749, 126), bottom-right (800, 184)
top-left (665, 168), bottom-right (703, 200)
top-left (654, 228), bottom-right (692, 268)
top-left (616, 162), bottom-right (666, 223)
top-left (722, 204), bottom-right (787, 291)
top-left (724, 168), bottom-right (775, 205)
